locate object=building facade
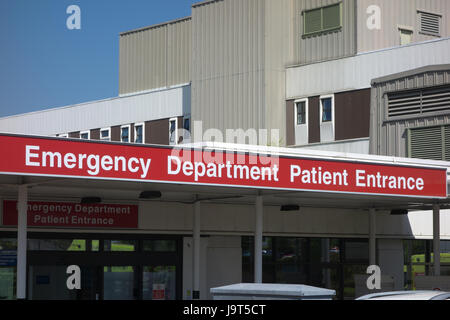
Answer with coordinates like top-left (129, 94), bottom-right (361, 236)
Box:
top-left (1, 0), bottom-right (450, 300)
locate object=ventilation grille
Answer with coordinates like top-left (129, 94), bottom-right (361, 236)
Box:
top-left (388, 85), bottom-right (450, 118)
top-left (419, 11), bottom-right (441, 36)
top-left (409, 125), bottom-right (450, 161)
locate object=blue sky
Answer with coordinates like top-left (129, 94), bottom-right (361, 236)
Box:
top-left (0, 0), bottom-right (196, 117)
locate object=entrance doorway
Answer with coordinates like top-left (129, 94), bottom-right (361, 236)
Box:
top-left (26, 233), bottom-right (182, 300)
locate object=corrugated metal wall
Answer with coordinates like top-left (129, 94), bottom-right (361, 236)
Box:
top-left (292, 0), bottom-right (357, 65)
top-left (286, 38), bottom-right (450, 99)
top-left (119, 18), bottom-right (191, 95)
top-left (370, 66), bottom-right (450, 157)
top-left (0, 86), bottom-right (190, 136)
top-left (357, 0), bottom-right (450, 54)
top-left (191, 0), bottom-right (266, 140)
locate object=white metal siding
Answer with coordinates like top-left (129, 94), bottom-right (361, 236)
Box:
top-left (286, 38), bottom-right (450, 100)
top-left (0, 85), bottom-right (190, 136)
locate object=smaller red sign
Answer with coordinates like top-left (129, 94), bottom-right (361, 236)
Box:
top-left (152, 284), bottom-right (165, 300)
top-left (2, 200), bottom-right (138, 229)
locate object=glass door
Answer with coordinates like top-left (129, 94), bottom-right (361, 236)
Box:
top-left (142, 265), bottom-right (176, 300)
top-left (103, 266), bottom-right (137, 300)
top-left (0, 266), bottom-right (16, 300)
top-left (28, 265), bottom-right (98, 300)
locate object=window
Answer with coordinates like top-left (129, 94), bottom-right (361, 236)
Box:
top-left (57, 134), bottom-right (68, 138)
top-left (104, 240), bottom-right (136, 252)
top-left (121, 125), bottom-right (130, 143)
top-left (134, 123), bottom-right (144, 144)
top-left (80, 131), bottom-right (90, 140)
top-left (295, 100), bottom-right (307, 125)
top-left (143, 240), bottom-right (176, 252)
top-left (183, 118), bottom-right (190, 133)
top-left (399, 26), bottom-right (413, 45)
top-left (100, 128), bottom-right (111, 141)
top-left (418, 10), bottom-right (441, 37)
top-left (169, 118), bottom-right (178, 145)
top-left (303, 3), bottom-right (342, 37)
top-left (408, 125), bottom-right (450, 161)
top-left (320, 96), bottom-right (333, 123)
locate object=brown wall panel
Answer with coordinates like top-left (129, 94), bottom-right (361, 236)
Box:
top-left (286, 100), bottom-right (295, 146)
top-left (130, 124), bottom-right (135, 143)
top-left (335, 89), bottom-right (371, 141)
top-left (111, 126), bottom-right (121, 142)
top-left (69, 132), bottom-right (80, 139)
top-left (90, 129), bottom-right (100, 140)
top-left (145, 119), bottom-right (169, 145)
top-left (308, 96), bottom-right (320, 144)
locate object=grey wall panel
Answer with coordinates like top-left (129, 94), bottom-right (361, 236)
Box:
top-left (119, 18), bottom-right (191, 95)
top-left (191, 0), bottom-right (266, 140)
top-left (0, 85), bottom-right (190, 137)
top-left (292, 0), bottom-right (357, 65)
top-left (264, 0), bottom-right (294, 146)
top-left (370, 67), bottom-right (450, 157)
top-left (357, 0), bottom-right (450, 54)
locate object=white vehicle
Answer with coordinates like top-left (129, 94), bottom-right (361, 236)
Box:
top-left (356, 291), bottom-right (450, 300)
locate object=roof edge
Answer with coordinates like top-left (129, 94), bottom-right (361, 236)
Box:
top-left (120, 16), bottom-right (191, 36)
top-left (371, 64), bottom-right (450, 86)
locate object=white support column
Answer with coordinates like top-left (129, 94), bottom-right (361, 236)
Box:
top-left (433, 204), bottom-right (441, 276)
top-left (254, 194), bottom-right (263, 283)
top-left (193, 200), bottom-right (201, 299)
top-left (369, 208), bottom-right (376, 266)
top-left (17, 185), bottom-right (28, 300)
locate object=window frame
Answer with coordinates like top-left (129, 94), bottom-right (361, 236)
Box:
top-left (294, 98), bottom-right (308, 127)
top-left (120, 125), bottom-right (131, 143)
top-left (134, 122), bottom-right (145, 144)
top-left (302, 2), bottom-right (343, 38)
top-left (319, 94), bottom-right (335, 125)
top-left (169, 118), bottom-right (178, 145)
top-left (100, 128), bottom-right (111, 141)
top-left (80, 131), bottom-right (90, 140)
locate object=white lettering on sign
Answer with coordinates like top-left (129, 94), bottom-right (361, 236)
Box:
top-left (25, 145), bottom-right (152, 178)
top-left (355, 170), bottom-right (424, 191)
top-left (167, 156), bottom-right (279, 182)
top-left (290, 165), bottom-right (349, 186)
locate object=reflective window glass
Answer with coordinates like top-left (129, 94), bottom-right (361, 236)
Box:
top-left (143, 240), bottom-right (176, 252)
top-left (104, 240), bottom-right (136, 252)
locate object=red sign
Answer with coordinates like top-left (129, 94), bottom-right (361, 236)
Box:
top-left (0, 134), bottom-right (447, 198)
top-left (2, 200), bottom-right (138, 228)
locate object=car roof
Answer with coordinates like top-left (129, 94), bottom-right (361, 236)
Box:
top-left (357, 291), bottom-right (450, 300)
